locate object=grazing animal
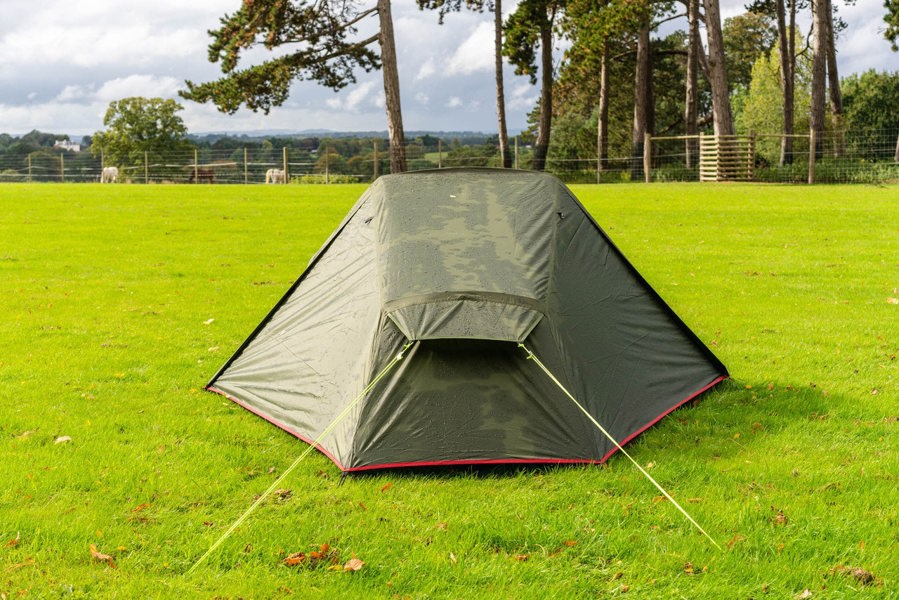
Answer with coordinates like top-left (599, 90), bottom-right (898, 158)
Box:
top-left (265, 168), bottom-right (286, 184)
top-left (100, 166), bottom-right (119, 183)
top-left (189, 168), bottom-right (215, 184)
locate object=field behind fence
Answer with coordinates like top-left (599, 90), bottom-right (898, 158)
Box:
top-left (1, 128), bottom-right (897, 185)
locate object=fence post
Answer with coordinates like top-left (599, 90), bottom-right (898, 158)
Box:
top-left (282, 147), bottom-right (288, 183)
top-left (27, 153), bottom-right (32, 181)
top-left (514, 137), bottom-right (519, 170)
top-left (144, 151), bottom-right (149, 184)
top-left (643, 133), bottom-right (651, 183)
top-left (373, 141), bottom-right (379, 180)
top-left (808, 131), bottom-right (816, 184)
top-left (193, 149), bottom-right (198, 184)
top-left (438, 139), bottom-right (442, 169)
top-left (325, 146), bottom-right (330, 184)
top-left (244, 147), bottom-right (248, 184)
top-left (60, 154), bottom-right (65, 183)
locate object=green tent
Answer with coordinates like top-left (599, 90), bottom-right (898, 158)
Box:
top-left (207, 169), bottom-right (727, 471)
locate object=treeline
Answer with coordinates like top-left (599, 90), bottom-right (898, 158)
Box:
top-left (180, 0), bottom-right (899, 178)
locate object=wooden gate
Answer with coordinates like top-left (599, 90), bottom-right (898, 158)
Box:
top-left (699, 134), bottom-right (755, 182)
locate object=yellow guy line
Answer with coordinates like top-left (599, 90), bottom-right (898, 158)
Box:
top-left (187, 342), bottom-right (414, 574)
top-left (518, 343), bottom-right (722, 551)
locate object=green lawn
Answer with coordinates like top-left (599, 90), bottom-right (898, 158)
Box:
top-left (1, 182), bottom-right (896, 598)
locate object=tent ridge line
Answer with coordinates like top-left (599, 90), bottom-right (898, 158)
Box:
top-left (382, 290), bottom-right (545, 313)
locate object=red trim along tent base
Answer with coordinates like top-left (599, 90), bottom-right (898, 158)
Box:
top-left (206, 169), bottom-right (727, 472)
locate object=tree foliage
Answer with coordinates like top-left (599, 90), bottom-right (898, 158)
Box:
top-left (723, 11), bottom-right (778, 91)
top-left (884, 0), bottom-right (899, 50)
top-left (842, 69), bottom-right (899, 158)
top-left (181, 1), bottom-right (380, 114)
top-left (91, 98), bottom-right (191, 168)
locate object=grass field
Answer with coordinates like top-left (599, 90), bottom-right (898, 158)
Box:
top-left (1, 181), bottom-right (896, 598)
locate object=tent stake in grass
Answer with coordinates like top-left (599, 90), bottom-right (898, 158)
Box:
top-left (187, 343), bottom-right (413, 575)
top-left (518, 343), bottom-right (722, 551)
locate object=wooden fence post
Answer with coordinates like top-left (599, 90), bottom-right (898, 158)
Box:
top-left (643, 133), bottom-right (651, 183)
top-left (194, 149), bottom-right (199, 184)
top-left (144, 151), bottom-right (149, 184)
top-left (325, 146), bottom-right (330, 184)
top-left (373, 140), bottom-right (379, 180)
top-left (808, 131), bottom-right (816, 184)
top-left (27, 153), bottom-right (32, 181)
top-left (514, 137), bottom-right (519, 170)
top-left (60, 154), bottom-right (65, 183)
top-left (244, 147), bottom-right (248, 184)
top-left (282, 147), bottom-right (288, 183)
top-left (438, 139), bottom-right (442, 169)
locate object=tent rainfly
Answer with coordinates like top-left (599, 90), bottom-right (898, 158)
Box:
top-left (206, 169), bottom-right (728, 472)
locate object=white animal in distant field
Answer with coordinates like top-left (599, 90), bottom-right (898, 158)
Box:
top-left (100, 166), bottom-right (119, 183)
top-left (265, 168), bottom-right (286, 184)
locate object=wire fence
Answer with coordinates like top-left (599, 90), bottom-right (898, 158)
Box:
top-left (1, 129), bottom-right (896, 185)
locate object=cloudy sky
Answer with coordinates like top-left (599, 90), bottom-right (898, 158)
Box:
top-left (1, 1), bottom-right (896, 137)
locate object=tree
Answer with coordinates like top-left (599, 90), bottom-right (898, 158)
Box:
top-left (885, 0), bottom-right (899, 50)
top-left (722, 11), bottom-right (777, 92)
top-left (736, 45), bottom-right (811, 163)
top-left (91, 97), bottom-right (191, 168)
top-left (417, 0), bottom-right (512, 168)
top-left (181, 0), bottom-right (407, 173)
top-left (703, 0), bottom-right (735, 135)
top-left (504, 0), bottom-right (566, 171)
top-left (810, 0), bottom-right (827, 157)
top-left (841, 70), bottom-right (899, 161)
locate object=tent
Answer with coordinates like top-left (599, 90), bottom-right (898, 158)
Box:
top-left (206, 169), bottom-right (727, 472)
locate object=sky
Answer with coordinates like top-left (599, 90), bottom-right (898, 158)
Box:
top-left (0, 1), bottom-right (896, 138)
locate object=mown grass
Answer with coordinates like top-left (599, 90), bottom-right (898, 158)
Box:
top-left (1, 181), bottom-right (896, 598)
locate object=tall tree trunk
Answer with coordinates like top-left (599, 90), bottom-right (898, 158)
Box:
top-left (597, 38), bottom-right (610, 180)
top-left (532, 14), bottom-right (553, 171)
top-left (702, 0), bottom-right (735, 136)
top-left (631, 21), bottom-right (651, 180)
top-left (810, 0), bottom-right (827, 159)
top-left (685, 0), bottom-right (700, 170)
top-left (776, 0), bottom-right (794, 165)
top-left (378, 0), bottom-right (406, 173)
top-left (494, 0), bottom-right (512, 168)
top-left (823, 0), bottom-right (843, 157)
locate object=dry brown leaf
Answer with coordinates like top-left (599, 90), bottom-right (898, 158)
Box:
top-left (283, 552), bottom-right (307, 566)
top-left (611, 571), bottom-right (623, 580)
top-left (344, 557), bottom-right (364, 572)
top-left (887, 297), bottom-right (898, 305)
top-left (796, 590), bottom-right (812, 599)
top-left (436, 522), bottom-right (447, 531)
top-left (131, 503), bottom-right (151, 513)
top-left (726, 534), bottom-right (746, 548)
top-left (54, 436), bottom-right (72, 444)
top-left (563, 540), bottom-right (577, 547)
top-left (514, 554), bottom-right (529, 562)
top-left (5, 532), bottom-right (20, 548)
top-left (273, 488), bottom-right (292, 500)
top-left (683, 562), bottom-right (694, 574)
top-left (89, 544), bottom-right (117, 569)
top-left (380, 482), bottom-right (393, 493)
top-left (620, 584), bottom-right (630, 593)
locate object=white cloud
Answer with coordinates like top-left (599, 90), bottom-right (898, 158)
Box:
top-left (96, 75), bottom-right (182, 102)
top-left (445, 96), bottom-right (463, 108)
top-left (416, 59), bottom-right (436, 81)
top-left (415, 92), bottom-right (430, 105)
top-left (446, 22), bottom-right (494, 76)
top-left (325, 81), bottom-right (379, 113)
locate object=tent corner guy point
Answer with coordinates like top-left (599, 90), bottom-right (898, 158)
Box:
top-left (205, 168), bottom-right (728, 472)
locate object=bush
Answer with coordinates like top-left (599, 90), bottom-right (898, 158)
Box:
top-left (291, 174), bottom-right (360, 184)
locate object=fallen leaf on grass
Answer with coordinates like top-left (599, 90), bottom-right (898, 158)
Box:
top-left (54, 436), bottom-right (72, 444)
top-left (5, 532), bottom-right (20, 548)
top-left (283, 543), bottom-right (338, 569)
top-left (380, 482), bottom-right (393, 493)
top-left (449, 552), bottom-right (457, 565)
top-left (726, 534), bottom-right (746, 548)
top-left (131, 503), bottom-right (151, 513)
top-left (830, 564), bottom-right (877, 586)
top-left (683, 562), bottom-right (694, 574)
top-left (563, 540), bottom-right (577, 547)
top-left (771, 506), bottom-right (788, 525)
top-left (344, 557), bottom-right (364, 572)
top-left (796, 589), bottom-right (812, 599)
top-left (273, 488), bottom-right (292, 501)
top-left (887, 297), bottom-right (898, 305)
top-left (89, 544), bottom-right (117, 569)
top-left (514, 554), bottom-right (529, 562)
